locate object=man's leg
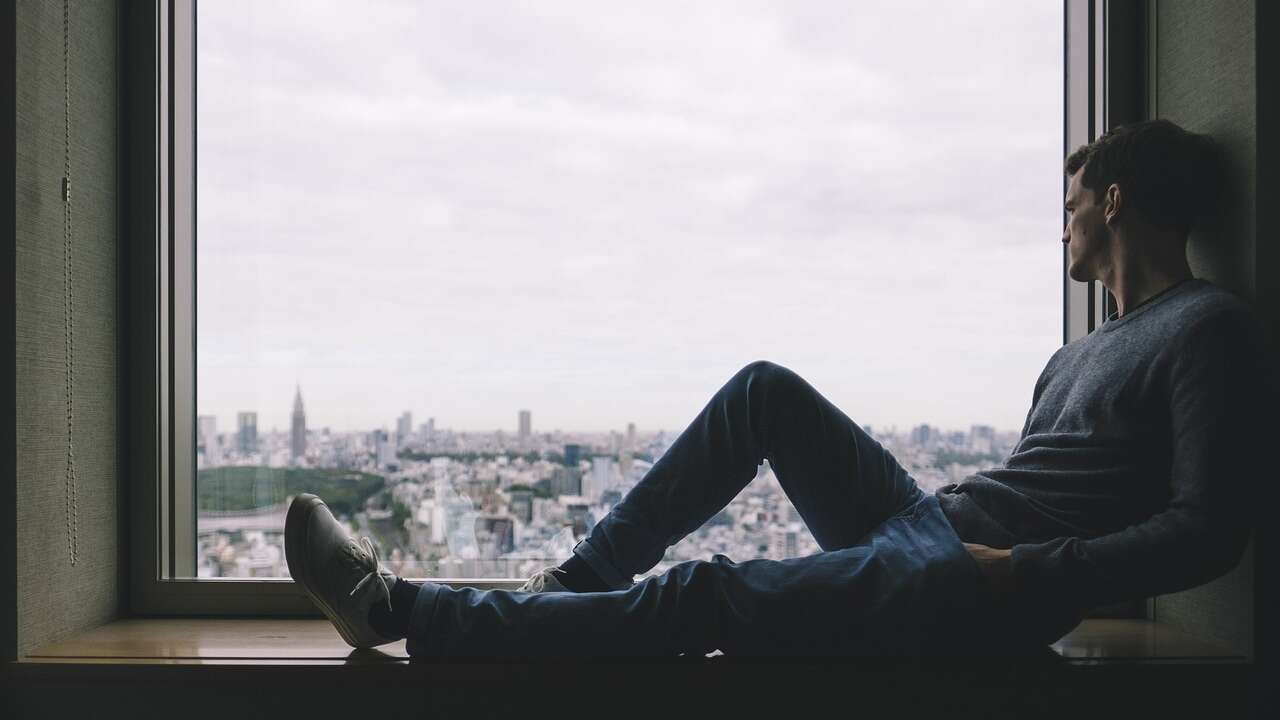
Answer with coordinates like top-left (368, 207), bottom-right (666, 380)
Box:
top-left (571, 360), bottom-right (922, 590)
top-left (405, 494), bottom-right (985, 658)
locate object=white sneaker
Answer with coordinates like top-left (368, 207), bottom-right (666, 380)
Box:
top-left (285, 493), bottom-right (400, 648)
top-left (516, 566), bottom-right (570, 593)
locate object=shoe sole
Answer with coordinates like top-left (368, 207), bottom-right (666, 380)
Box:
top-left (285, 493), bottom-right (365, 648)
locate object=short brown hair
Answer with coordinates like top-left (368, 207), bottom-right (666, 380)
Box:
top-left (1064, 119), bottom-right (1222, 232)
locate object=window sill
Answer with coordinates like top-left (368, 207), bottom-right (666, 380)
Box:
top-left (6, 620), bottom-right (1253, 719)
top-left (19, 618), bottom-right (406, 666)
top-left (11, 618), bottom-right (1245, 667)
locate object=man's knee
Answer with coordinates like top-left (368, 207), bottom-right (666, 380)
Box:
top-left (735, 360), bottom-right (808, 399)
top-left (737, 359), bottom-right (799, 386)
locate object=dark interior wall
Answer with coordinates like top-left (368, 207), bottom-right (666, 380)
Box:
top-left (2, 0), bottom-right (17, 666)
top-left (1145, 0), bottom-right (1260, 658)
top-left (1151, 0), bottom-right (1257, 294)
top-left (1255, 0), bottom-right (1279, 684)
top-left (13, 0), bottom-right (119, 655)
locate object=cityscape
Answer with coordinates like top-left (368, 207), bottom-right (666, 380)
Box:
top-left (195, 386), bottom-right (1018, 582)
top-left (192, 1), bottom-right (1058, 587)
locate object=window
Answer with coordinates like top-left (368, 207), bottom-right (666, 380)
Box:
top-left (129, 0), bottom-right (1101, 614)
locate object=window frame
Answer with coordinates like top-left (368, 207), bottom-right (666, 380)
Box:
top-left (127, 0), bottom-right (1136, 615)
top-left (1063, 0), bottom-right (1150, 622)
top-left (1064, 0), bottom-right (1143, 343)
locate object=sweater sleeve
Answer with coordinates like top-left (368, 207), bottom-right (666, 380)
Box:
top-left (1008, 309), bottom-right (1271, 612)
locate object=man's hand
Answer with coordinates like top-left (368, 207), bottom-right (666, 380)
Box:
top-left (963, 542), bottom-right (1016, 598)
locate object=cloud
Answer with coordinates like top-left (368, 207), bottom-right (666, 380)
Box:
top-left (196, 0), bottom-right (1063, 434)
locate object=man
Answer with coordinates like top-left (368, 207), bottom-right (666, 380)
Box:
top-left (285, 119), bottom-right (1273, 657)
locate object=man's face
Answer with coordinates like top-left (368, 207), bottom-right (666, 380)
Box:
top-left (1062, 168), bottom-right (1111, 283)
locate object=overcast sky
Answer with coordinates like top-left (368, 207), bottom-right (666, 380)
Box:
top-left (195, 0), bottom-right (1063, 435)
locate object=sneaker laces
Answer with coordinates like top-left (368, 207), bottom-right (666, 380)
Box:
top-left (349, 536), bottom-right (393, 612)
top-left (521, 566), bottom-right (560, 592)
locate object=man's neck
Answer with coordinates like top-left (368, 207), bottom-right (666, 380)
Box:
top-left (1101, 227), bottom-right (1193, 317)
top-left (1107, 265), bottom-right (1193, 317)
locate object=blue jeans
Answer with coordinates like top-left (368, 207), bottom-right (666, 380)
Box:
top-left (406, 361), bottom-right (1002, 657)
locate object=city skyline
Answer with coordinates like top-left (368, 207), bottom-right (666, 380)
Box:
top-left (196, 392), bottom-right (1015, 580)
top-left (197, 395), bottom-right (1019, 438)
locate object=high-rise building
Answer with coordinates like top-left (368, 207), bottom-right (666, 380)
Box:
top-left (416, 494), bottom-right (449, 545)
top-left (549, 466), bottom-right (582, 497)
top-left (372, 429), bottom-right (397, 469)
top-left (197, 415), bottom-right (220, 466)
top-left (565, 503), bottom-right (593, 537)
top-left (770, 526), bottom-right (799, 559)
top-left (969, 424), bottom-right (996, 454)
top-left (618, 450), bottom-right (633, 480)
top-left (396, 411), bottom-right (413, 446)
top-left (910, 423), bottom-right (935, 448)
top-left (626, 422), bottom-right (636, 450)
top-left (290, 386), bottom-right (307, 463)
top-left (475, 516), bottom-right (515, 558)
top-left (588, 456), bottom-right (616, 503)
top-left (236, 411), bottom-right (258, 454)
top-left (518, 409), bottom-right (531, 444)
top-left (563, 443), bottom-right (581, 468)
top-left (507, 486), bottom-right (534, 524)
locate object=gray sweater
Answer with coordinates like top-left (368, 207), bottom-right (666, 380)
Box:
top-left (936, 278), bottom-right (1275, 641)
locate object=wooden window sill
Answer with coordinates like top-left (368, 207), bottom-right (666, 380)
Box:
top-left (11, 618), bottom-right (1245, 667)
top-left (6, 621), bottom-right (1253, 719)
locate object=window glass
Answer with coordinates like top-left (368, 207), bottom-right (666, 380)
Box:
top-left (195, 1), bottom-right (1062, 579)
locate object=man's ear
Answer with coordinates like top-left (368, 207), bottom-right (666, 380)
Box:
top-left (1103, 183), bottom-right (1123, 225)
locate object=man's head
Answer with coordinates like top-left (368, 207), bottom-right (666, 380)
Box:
top-left (1061, 119), bottom-right (1221, 284)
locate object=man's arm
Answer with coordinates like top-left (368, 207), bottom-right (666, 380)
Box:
top-left (1000, 311), bottom-right (1269, 611)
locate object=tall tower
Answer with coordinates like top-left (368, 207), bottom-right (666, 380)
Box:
top-left (290, 385), bottom-right (307, 463)
top-left (396, 411), bottom-right (413, 446)
top-left (563, 443), bottom-right (581, 468)
top-left (197, 415), bottom-right (220, 466)
top-left (236, 412), bottom-right (258, 454)
top-left (518, 409), bottom-right (531, 445)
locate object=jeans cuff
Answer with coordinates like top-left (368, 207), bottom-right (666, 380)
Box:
top-left (404, 581), bottom-right (443, 657)
top-left (572, 537), bottom-right (633, 590)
